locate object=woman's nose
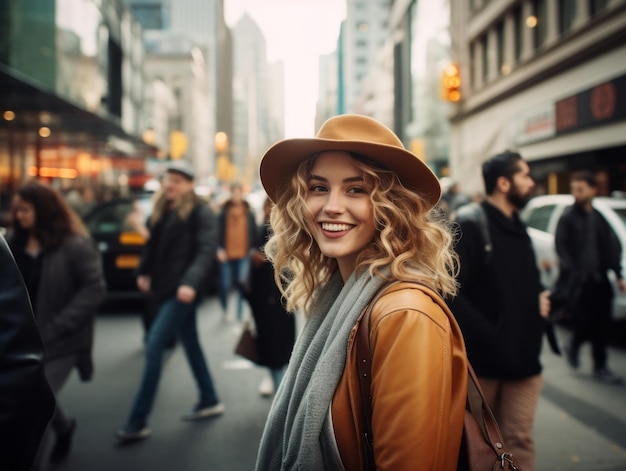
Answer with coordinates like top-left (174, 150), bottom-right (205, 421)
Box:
top-left (323, 190), bottom-right (345, 214)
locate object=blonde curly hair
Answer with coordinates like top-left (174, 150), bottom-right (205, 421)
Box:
top-left (264, 152), bottom-right (459, 314)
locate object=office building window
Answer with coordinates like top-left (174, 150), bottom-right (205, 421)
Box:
top-left (470, 44), bottom-right (476, 90)
top-left (496, 21), bottom-right (505, 75)
top-left (513, 5), bottom-right (523, 61)
top-left (559, 0), bottom-right (576, 33)
top-left (532, 0), bottom-right (548, 49)
top-left (481, 34), bottom-right (488, 81)
top-left (589, 0), bottom-right (609, 16)
top-left (130, 4), bottom-right (165, 30)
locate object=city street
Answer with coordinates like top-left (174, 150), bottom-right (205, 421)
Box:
top-left (42, 295), bottom-right (626, 471)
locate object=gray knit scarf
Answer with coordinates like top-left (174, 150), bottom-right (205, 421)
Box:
top-left (255, 269), bottom-right (387, 471)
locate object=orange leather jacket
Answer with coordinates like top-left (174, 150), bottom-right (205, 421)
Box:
top-left (332, 282), bottom-right (469, 470)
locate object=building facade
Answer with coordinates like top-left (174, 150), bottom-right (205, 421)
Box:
top-left (0, 0), bottom-right (152, 223)
top-left (448, 0), bottom-right (626, 195)
top-left (141, 31), bottom-right (211, 181)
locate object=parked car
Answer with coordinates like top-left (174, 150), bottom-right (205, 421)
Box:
top-left (83, 194), bottom-right (153, 299)
top-left (520, 194), bottom-right (626, 321)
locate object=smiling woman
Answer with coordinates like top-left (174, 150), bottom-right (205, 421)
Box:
top-left (254, 114), bottom-right (469, 471)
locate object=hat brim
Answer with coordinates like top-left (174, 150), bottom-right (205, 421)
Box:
top-left (259, 138), bottom-right (441, 208)
top-left (166, 167), bottom-right (194, 180)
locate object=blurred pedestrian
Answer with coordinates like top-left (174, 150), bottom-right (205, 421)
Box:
top-left (0, 232), bottom-right (55, 471)
top-left (216, 182), bottom-right (256, 322)
top-left (449, 150), bottom-right (551, 471)
top-left (7, 180), bottom-right (106, 466)
top-left (247, 197), bottom-right (295, 396)
top-left (441, 179), bottom-right (471, 215)
top-left (255, 114), bottom-right (468, 470)
top-left (117, 161), bottom-right (223, 442)
top-left (553, 171), bottom-right (625, 384)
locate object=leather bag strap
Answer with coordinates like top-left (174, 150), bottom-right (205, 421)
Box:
top-left (355, 281), bottom-right (519, 470)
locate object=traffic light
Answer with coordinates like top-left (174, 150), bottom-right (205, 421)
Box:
top-left (441, 63), bottom-right (461, 102)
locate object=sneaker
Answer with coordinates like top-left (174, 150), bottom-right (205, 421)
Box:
top-left (181, 402), bottom-right (225, 421)
top-left (116, 423), bottom-right (151, 442)
top-left (259, 377), bottom-right (274, 397)
top-left (593, 368), bottom-right (624, 385)
top-left (564, 344), bottom-right (579, 369)
top-left (49, 418), bottom-right (76, 463)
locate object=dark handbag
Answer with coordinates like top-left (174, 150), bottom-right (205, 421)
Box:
top-left (356, 281), bottom-right (521, 471)
top-left (234, 322), bottom-right (259, 364)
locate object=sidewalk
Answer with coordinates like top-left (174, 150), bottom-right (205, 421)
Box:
top-left (535, 326), bottom-right (626, 470)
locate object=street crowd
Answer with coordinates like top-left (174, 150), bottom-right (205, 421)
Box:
top-left (1, 115), bottom-right (624, 471)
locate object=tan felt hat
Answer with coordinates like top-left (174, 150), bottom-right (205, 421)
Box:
top-left (259, 114), bottom-right (441, 208)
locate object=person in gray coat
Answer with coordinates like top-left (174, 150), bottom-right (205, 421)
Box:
top-left (7, 181), bottom-right (106, 466)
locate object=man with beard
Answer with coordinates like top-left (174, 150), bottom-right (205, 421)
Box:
top-left (449, 150), bottom-right (551, 471)
top-left (554, 171), bottom-right (625, 384)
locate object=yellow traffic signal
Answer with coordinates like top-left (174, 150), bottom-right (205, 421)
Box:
top-left (442, 63), bottom-right (461, 102)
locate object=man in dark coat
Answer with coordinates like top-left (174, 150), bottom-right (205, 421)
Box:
top-left (117, 161), bottom-right (223, 442)
top-left (554, 171), bottom-right (625, 384)
top-left (0, 233), bottom-right (55, 470)
top-left (449, 151), bottom-right (551, 471)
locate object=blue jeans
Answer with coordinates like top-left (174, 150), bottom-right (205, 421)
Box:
top-left (269, 366), bottom-right (286, 390)
top-left (128, 297), bottom-right (218, 426)
top-left (218, 257), bottom-right (250, 320)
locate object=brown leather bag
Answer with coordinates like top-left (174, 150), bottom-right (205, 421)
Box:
top-left (356, 281), bottom-right (521, 470)
top-left (234, 322), bottom-right (259, 364)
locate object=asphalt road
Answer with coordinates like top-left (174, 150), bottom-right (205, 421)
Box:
top-left (42, 295), bottom-right (271, 471)
top-left (39, 295), bottom-right (626, 471)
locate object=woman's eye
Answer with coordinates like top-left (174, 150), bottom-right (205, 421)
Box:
top-left (347, 186), bottom-right (366, 194)
top-left (309, 184), bottom-right (327, 192)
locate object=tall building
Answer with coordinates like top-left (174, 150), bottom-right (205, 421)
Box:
top-left (126, 0), bottom-right (233, 182)
top-left (448, 0), bottom-right (626, 194)
top-left (316, 50), bottom-right (340, 130)
top-left (169, 0), bottom-right (233, 151)
top-left (232, 14), bottom-right (284, 187)
top-left (340, 0), bottom-right (391, 113)
top-left (266, 61), bottom-right (285, 153)
top-left (328, 0), bottom-right (452, 175)
top-left (142, 31), bottom-right (211, 180)
top-left (387, 0), bottom-right (453, 175)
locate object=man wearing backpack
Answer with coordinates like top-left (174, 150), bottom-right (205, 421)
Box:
top-left (450, 151), bottom-right (551, 471)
